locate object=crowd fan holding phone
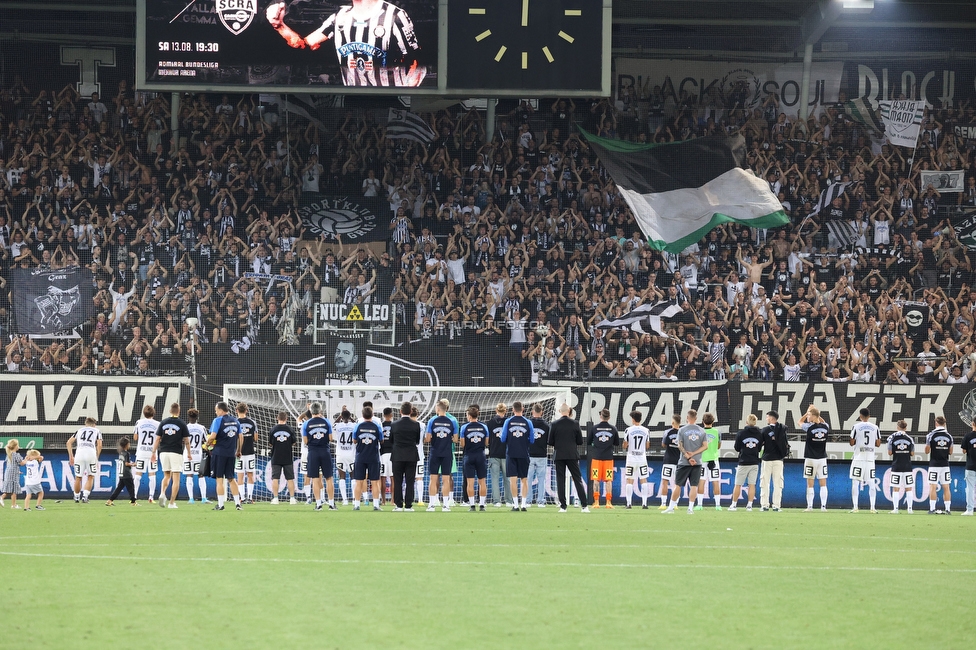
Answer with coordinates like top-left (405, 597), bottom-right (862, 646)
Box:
top-left (0, 77), bottom-right (975, 384)
top-left (3, 400), bottom-right (975, 514)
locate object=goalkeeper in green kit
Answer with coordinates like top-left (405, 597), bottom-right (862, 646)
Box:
top-left (696, 413), bottom-right (724, 510)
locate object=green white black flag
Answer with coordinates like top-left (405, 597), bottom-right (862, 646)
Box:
top-left (582, 131), bottom-right (788, 252)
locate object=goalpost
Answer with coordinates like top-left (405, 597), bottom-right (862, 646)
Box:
top-left (223, 384), bottom-right (574, 504)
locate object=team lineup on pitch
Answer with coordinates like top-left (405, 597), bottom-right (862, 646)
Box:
top-left (5, 397), bottom-right (973, 516)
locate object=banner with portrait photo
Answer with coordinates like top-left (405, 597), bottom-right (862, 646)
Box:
top-left (919, 170), bottom-right (966, 193)
top-left (12, 266), bottom-right (94, 336)
top-left (141, 0), bottom-right (438, 91)
top-left (324, 332), bottom-right (368, 381)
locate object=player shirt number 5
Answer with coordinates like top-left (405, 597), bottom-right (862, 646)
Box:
top-left (850, 421), bottom-right (880, 460)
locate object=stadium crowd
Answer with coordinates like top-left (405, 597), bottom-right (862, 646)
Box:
top-left (2, 75), bottom-right (976, 384)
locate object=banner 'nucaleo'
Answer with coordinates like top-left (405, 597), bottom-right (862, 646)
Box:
top-left (582, 131), bottom-right (789, 252)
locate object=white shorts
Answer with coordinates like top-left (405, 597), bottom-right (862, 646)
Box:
top-left (74, 450), bottom-right (98, 477)
top-left (160, 452), bottom-right (183, 473)
top-left (183, 450), bottom-right (202, 475)
top-left (661, 464), bottom-right (677, 482)
top-left (416, 460), bottom-right (425, 476)
top-left (927, 467), bottom-right (951, 485)
top-left (703, 459), bottom-right (721, 482)
top-left (336, 454), bottom-right (355, 474)
top-left (134, 452), bottom-right (157, 474)
top-left (624, 463), bottom-right (648, 479)
top-left (380, 453), bottom-right (392, 478)
top-left (849, 461), bottom-right (876, 481)
top-left (300, 447), bottom-right (308, 474)
top-left (236, 454), bottom-right (256, 473)
top-left (734, 464), bottom-right (758, 486)
top-left (889, 471), bottom-right (915, 487)
top-left (803, 458), bottom-right (828, 480)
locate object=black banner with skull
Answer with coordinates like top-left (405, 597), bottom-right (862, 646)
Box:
top-left (12, 266), bottom-right (94, 336)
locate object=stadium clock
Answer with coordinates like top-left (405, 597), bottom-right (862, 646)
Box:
top-left (446, 0), bottom-right (609, 95)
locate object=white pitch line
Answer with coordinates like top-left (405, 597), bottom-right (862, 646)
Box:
top-left (7, 541), bottom-right (976, 555)
top-left (2, 551), bottom-right (975, 574)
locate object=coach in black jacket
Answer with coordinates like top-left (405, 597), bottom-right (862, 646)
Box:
top-left (547, 403), bottom-right (590, 512)
top-left (389, 401), bottom-right (422, 510)
top-left (758, 410), bottom-right (790, 511)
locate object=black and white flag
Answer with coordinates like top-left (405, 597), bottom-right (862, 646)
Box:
top-left (810, 181), bottom-right (851, 217)
top-left (902, 302), bottom-right (929, 341)
top-left (386, 109), bottom-right (436, 144)
top-left (597, 301), bottom-right (683, 335)
top-left (12, 266), bottom-right (94, 336)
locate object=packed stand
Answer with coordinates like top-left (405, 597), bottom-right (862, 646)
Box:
top-left (0, 75), bottom-right (975, 383)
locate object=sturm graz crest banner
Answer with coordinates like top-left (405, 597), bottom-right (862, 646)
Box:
top-left (298, 195), bottom-right (391, 242)
top-left (12, 266), bottom-right (94, 336)
top-left (950, 209), bottom-right (976, 250)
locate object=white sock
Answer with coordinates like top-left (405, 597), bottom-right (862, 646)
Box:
top-left (868, 485), bottom-right (877, 510)
top-left (198, 477), bottom-right (208, 499)
top-left (659, 492), bottom-right (667, 505)
top-left (851, 483), bottom-right (859, 508)
top-left (806, 488), bottom-right (814, 508)
top-left (338, 481), bottom-right (348, 502)
top-left (640, 484), bottom-right (648, 506)
top-left (929, 499), bottom-right (937, 511)
top-left (186, 477), bottom-right (195, 499)
top-left (820, 486), bottom-right (828, 507)
top-left (696, 492), bottom-right (704, 506)
top-left (892, 488), bottom-right (901, 510)
top-left (625, 483), bottom-right (633, 506)
top-left (148, 474), bottom-right (156, 499)
top-left (668, 498), bottom-right (678, 508)
top-left (303, 483), bottom-right (311, 497)
top-left (415, 479), bottom-right (423, 501)
top-left (233, 492), bottom-right (241, 505)
top-left (430, 494), bottom-right (439, 506)
top-left (132, 475), bottom-right (141, 498)
top-left (479, 495), bottom-right (486, 506)
top-left (218, 494), bottom-right (226, 507)
top-left (945, 500), bottom-right (951, 512)
top-left (246, 482), bottom-right (254, 499)
top-left (713, 493), bottom-right (722, 507)
top-left (74, 492), bottom-right (81, 500)
top-left (82, 490), bottom-right (90, 499)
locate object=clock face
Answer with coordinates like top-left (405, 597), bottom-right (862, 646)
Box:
top-left (447, 0), bottom-right (606, 94)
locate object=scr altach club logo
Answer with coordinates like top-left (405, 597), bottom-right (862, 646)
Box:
top-left (299, 197), bottom-right (379, 240)
top-left (216, 0), bottom-right (257, 35)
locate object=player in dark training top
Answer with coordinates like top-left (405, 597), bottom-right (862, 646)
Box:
top-left (656, 414), bottom-right (681, 509)
top-left (425, 402), bottom-right (458, 512)
top-left (302, 402), bottom-right (337, 511)
top-left (887, 420), bottom-right (915, 514)
top-left (527, 403), bottom-right (551, 508)
top-left (798, 405), bottom-right (830, 511)
top-left (501, 401), bottom-right (535, 512)
top-left (268, 411), bottom-right (297, 505)
top-left (460, 405), bottom-right (490, 511)
top-left (961, 417), bottom-right (976, 516)
top-left (352, 406), bottom-right (384, 511)
top-left (487, 403), bottom-right (509, 507)
top-left (267, 0), bottom-right (427, 87)
top-left (207, 402), bottom-right (244, 511)
top-left (925, 416), bottom-right (954, 514)
top-left (587, 409), bottom-right (619, 508)
top-left (235, 403), bottom-right (258, 504)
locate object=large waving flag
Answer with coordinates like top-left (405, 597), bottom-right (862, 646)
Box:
top-left (386, 109), bottom-right (436, 144)
top-left (597, 301), bottom-right (683, 336)
top-left (582, 131), bottom-right (788, 252)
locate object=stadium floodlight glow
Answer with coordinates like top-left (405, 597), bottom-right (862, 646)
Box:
top-left (839, 0), bottom-right (875, 12)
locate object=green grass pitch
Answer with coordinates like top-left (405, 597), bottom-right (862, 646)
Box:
top-left (3, 502), bottom-right (975, 648)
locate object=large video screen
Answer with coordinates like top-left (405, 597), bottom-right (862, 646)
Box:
top-left (139, 0), bottom-right (439, 91)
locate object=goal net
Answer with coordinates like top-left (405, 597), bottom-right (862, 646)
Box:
top-left (223, 384), bottom-right (573, 504)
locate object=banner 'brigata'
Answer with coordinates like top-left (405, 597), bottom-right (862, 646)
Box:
top-left (582, 130), bottom-right (789, 252)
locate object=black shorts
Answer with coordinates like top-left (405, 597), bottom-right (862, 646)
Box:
top-left (306, 449), bottom-right (334, 479)
top-left (211, 454), bottom-right (236, 480)
top-left (463, 453), bottom-right (488, 480)
top-left (506, 456), bottom-right (530, 478)
top-left (674, 464), bottom-right (702, 487)
top-left (353, 460), bottom-right (381, 481)
top-left (428, 454), bottom-right (453, 476)
top-left (272, 463), bottom-right (295, 481)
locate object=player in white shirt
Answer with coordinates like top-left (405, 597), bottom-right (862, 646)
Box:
top-left (67, 417), bottom-right (103, 503)
top-left (184, 408), bottom-right (209, 503)
top-left (622, 412), bottom-right (651, 509)
top-left (411, 406), bottom-right (426, 504)
top-left (297, 403), bottom-right (312, 504)
top-left (132, 405), bottom-right (161, 502)
top-left (333, 408), bottom-right (357, 506)
top-left (849, 407), bottom-right (880, 512)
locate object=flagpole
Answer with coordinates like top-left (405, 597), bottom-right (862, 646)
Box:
top-left (905, 104), bottom-right (926, 191)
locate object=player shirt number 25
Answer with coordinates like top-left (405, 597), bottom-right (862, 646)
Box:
top-left (134, 418), bottom-right (158, 453)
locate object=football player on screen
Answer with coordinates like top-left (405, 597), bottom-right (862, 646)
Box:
top-left (267, 0), bottom-right (427, 87)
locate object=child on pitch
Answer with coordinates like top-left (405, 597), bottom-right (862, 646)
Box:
top-left (2, 439), bottom-right (24, 508)
top-left (106, 438), bottom-right (137, 506)
top-left (22, 449), bottom-right (45, 511)
top-left (696, 413), bottom-right (723, 510)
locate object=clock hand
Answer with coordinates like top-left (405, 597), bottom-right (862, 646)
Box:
top-left (521, 0), bottom-right (529, 27)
